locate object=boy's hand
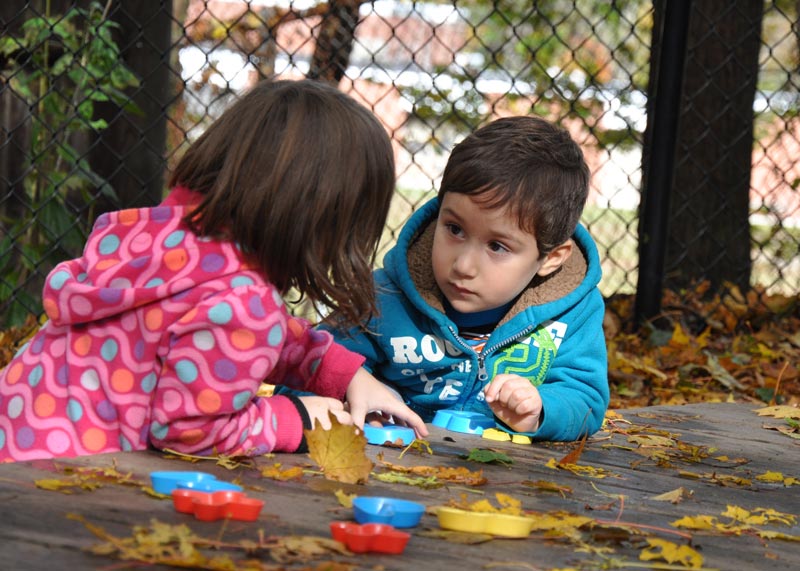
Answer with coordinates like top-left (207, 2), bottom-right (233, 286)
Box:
top-left (297, 396), bottom-right (352, 430)
top-left (345, 368), bottom-right (429, 438)
top-left (484, 373), bottom-right (542, 433)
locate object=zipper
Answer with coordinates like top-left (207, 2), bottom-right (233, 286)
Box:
top-left (477, 325), bottom-right (535, 382)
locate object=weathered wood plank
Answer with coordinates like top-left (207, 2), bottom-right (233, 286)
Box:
top-left (0, 403), bottom-right (798, 570)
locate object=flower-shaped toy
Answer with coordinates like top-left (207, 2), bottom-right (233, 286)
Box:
top-left (171, 489), bottom-right (264, 522)
top-left (352, 496), bottom-right (425, 528)
top-left (330, 521), bottom-right (410, 554)
top-left (436, 507), bottom-right (534, 538)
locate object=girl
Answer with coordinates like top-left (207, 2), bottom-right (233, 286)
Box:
top-left (0, 79), bottom-right (427, 462)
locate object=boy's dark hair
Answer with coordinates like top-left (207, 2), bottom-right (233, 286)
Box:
top-left (438, 116), bottom-right (589, 256)
top-left (169, 79), bottom-right (395, 327)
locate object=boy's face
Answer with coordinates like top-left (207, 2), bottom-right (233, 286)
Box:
top-left (432, 192), bottom-right (567, 314)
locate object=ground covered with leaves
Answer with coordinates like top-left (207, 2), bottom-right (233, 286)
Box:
top-left (1, 283), bottom-right (798, 409)
top-left (604, 284), bottom-right (799, 409)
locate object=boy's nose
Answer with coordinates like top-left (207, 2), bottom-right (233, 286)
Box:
top-left (452, 248), bottom-right (479, 277)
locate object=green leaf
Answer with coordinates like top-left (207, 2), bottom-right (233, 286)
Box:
top-left (463, 448), bottom-right (514, 466)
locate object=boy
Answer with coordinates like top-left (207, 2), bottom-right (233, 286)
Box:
top-left (325, 116), bottom-right (608, 441)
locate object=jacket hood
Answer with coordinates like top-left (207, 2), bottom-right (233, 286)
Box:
top-left (42, 188), bottom-right (246, 327)
top-left (382, 197), bottom-right (601, 327)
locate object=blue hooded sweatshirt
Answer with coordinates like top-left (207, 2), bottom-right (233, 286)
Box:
top-left (325, 198), bottom-right (609, 441)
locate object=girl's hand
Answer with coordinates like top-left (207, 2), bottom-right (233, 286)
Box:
top-left (345, 368), bottom-right (429, 438)
top-left (297, 396), bottom-right (353, 430)
top-left (484, 373), bottom-right (542, 433)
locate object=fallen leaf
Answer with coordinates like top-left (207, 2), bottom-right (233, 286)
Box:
top-left (373, 471), bottom-right (442, 488)
top-left (305, 413), bottom-right (373, 485)
top-left (526, 511), bottom-right (594, 541)
top-left (546, 457), bottom-right (615, 479)
top-left (755, 470), bottom-right (786, 483)
top-left (640, 538), bottom-right (704, 569)
top-left (762, 422), bottom-right (800, 439)
top-left (754, 405), bottom-right (800, 419)
top-left (334, 489), bottom-right (356, 508)
top-left (558, 432), bottom-right (589, 465)
top-left (269, 536), bottom-right (351, 563)
top-left (520, 479), bottom-right (573, 497)
top-left (378, 461), bottom-right (487, 486)
top-left (447, 492), bottom-right (524, 516)
top-left (399, 438), bottom-right (433, 458)
top-left (650, 487), bottom-right (692, 504)
top-left (416, 529), bottom-right (494, 544)
top-left (260, 462), bottom-right (304, 481)
top-left (463, 448), bottom-right (514, 466)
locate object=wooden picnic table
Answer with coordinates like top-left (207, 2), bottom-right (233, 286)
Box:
top-left (1, 402), bottom-right (798, 570)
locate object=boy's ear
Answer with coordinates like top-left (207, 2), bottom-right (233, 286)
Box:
top-left (536, 239), bottom-right (574, 277)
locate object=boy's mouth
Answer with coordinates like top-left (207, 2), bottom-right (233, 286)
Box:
top-left (448, 282), bottom-right (475, 297)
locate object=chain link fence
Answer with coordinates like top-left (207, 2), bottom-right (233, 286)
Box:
top-left (1, 0), bottom-right (798, 329)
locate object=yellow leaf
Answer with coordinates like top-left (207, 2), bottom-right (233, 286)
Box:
top-left (650, 487), bottom-right (691, 504)
top-left (640, 538), bottom-right (704, 569)
top-left (526, 511), bottom-right (593, 541)
top-left (545, 457), bottom-right (613, 479)
top-left (672, 514), bottom-right (717, 530)
top-left (757, 530), bottom-right (800, 541)
top-left (305, 413), bottom-right (373, 485)
top-left (754, 405), bottom-right (800, 420)
top-left (670, 323), bottom-right (691, 346)
top-left (495, 493), bottom-right (522, 514)
top-left (468, 499), bottom-right (498, 513)
top-left (334, 489), bottom-right (356, 508)
top-left (722, 505), bottom-right (759, 523)
top-left (456, 493), bottom-right (524, 516)
top-left (34, 479), bottom-right (76, 493)
top-left (723, 506), bottom-right (796, 526)
top-left (755, 471), bottom-right (785, 483)
top-left (628, 434), bottom-right (676, 447)
top-left (261, 462), bottom-right (304, 481)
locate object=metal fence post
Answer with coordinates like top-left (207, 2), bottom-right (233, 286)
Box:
top-left (634, 0), bottom-right (693, 323)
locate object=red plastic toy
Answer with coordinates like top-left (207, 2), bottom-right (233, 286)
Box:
top-left (329, 521), bottom-right (411, 554)
top-left (171, 489), bottom-right (264, 522)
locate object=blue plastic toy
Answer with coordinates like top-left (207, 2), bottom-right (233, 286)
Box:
top-left (431, 410), bottom-right (496, 434)
top-left (363, 424), bottom-right (416, 446)
top-left (150, 471), bottom-right (243, 495)
top-left (352, 496), bottom-right (425, 528)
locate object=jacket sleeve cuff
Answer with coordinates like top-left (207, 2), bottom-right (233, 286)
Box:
top-left (308, 342), bottom-right (366, 400)
top-left (268, 395), bottom-right (308, 452)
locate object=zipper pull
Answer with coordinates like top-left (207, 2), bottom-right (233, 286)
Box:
top-left (477, 356), bottom-right (488, 382)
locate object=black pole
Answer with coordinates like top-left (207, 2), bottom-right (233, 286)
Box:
top-left (634, 0), bottom-right (693, 324)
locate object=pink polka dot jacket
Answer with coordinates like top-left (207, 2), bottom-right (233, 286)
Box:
top-left (0, 187), bottom-right (364, 462)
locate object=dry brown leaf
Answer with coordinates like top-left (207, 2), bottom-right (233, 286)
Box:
top-left (558, 431), bottom-right (589, 465)
top-left (305, 413), bottom-right (373, 485)
top-left (269, 536), bottom-right (351, 563)
top-left (416, 529), bottom-right (494, 544)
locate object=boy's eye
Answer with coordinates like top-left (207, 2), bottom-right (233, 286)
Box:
top-left (446, 223), bottom-right (463, 237)
top-left (489, 241), bottom-right (509, 254)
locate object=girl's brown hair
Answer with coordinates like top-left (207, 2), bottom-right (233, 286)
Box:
top-left (169, 79), bottom-right (395, 328)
